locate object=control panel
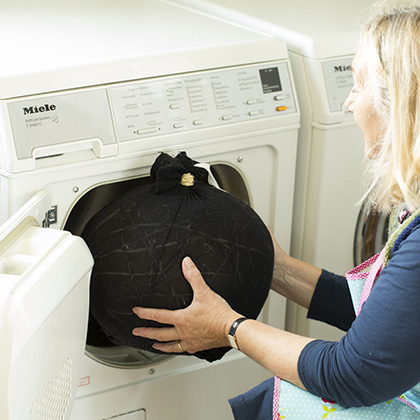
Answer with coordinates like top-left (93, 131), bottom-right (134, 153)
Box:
top-left (322, 56), bottom-right (354, 113)
top-left (5, 61), bottom-right (296, 163)
top-left (109, 61), bottom-right (296, 141)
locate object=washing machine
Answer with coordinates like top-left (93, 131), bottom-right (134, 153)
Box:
top-left (169, 0), bottom-right (379, 341)
top-left (0, 1), bottom-right (300, 419)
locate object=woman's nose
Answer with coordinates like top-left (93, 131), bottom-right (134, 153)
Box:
top-left (344, 94), bottom-right (354, 113)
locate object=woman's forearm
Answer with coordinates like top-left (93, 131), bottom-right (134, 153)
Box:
top-left (271, 251), bottom-right (322, 309)
top-left (233, 318), bottom-right (315, 388)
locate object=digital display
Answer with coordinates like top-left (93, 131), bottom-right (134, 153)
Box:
top-left (259, 67), bottom-right (282, 94)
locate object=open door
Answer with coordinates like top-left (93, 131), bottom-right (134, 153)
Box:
top-left (0, 191), bottom-right (93, 420)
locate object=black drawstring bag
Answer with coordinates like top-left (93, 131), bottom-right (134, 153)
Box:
top-left (82, 152), bottom-right (274, 362)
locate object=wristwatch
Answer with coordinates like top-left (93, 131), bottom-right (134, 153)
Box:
top-left (227, 317), bottom-right (248, 350)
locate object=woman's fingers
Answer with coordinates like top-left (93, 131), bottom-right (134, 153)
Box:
top-left (153, 340), bottom-right (191, 354)
top-left (131, 327), bottom-right (191, 354)
top-left (132, 325), bottom-right (192, 354)
top-left (132, 325), bottom-right (179, 342)
top-left (132, 305), bottom-right (174, 325)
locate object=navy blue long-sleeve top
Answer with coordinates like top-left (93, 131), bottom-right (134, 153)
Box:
top-left (298, 219), bottom-right (420, 408)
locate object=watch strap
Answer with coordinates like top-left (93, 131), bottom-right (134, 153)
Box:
top-left (229, 317), bottom-right (248, 336)
top-left (228, 317), bottom-right (248, 350)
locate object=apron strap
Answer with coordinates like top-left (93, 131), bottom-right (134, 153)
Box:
top-left (356, 249), bottom-right (384, 316)
top-left (346, 251), bottom-right (382, 280)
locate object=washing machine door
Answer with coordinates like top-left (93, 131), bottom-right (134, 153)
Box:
top-left (0, 191), bottom-right (94, 420)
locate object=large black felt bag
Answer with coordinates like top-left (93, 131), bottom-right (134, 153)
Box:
top-left (82, 152), bottom-right (274, 362)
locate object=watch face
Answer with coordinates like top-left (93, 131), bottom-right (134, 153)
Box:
top-left (228, 335), bottom-right (238, 350)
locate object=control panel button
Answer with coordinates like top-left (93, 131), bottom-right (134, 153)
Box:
top-left (276, 106), bottom-right (288, 112)
top-left (173, 123), bottom-right (184, 129)
top-left (136, 127), bottom-right (160, 135)
top-left (274, 95), bottom-right (284, 101)
top-left (248, 111), bottom-right (258, 116)
top-left (193, 120), bottom-right (203, 126)
top-left (222, 115), bottom-right (233, 121)
top-left (169, 104), bottom-right (180, 109)
top-left (246, 99), bottom-right (257, 105)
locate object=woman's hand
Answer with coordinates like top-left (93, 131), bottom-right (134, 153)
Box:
top-left (131, 253), bottom-right (312, 390)
top-left (132, 256), bottom-right (242, 354)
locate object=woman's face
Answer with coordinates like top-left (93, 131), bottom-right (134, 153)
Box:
top-left (344, 48), bottom-right (385, 158)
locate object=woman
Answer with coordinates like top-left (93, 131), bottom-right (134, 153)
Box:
top-left (132, 1), bottom-right (420, 417)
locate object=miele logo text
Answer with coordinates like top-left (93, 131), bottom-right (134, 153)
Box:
top-left (23, 104), bottom-right (56, 115)
top-left (334, 65), bottom-right (351, 72)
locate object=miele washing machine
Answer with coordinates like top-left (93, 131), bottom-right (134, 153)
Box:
top-left (0, 1), bottom-right (300, 419)
top-left (168, 0), bottom-right (376, 341)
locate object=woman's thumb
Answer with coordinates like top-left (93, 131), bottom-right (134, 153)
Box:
top-left (182, 256), bottom-right (207, 292)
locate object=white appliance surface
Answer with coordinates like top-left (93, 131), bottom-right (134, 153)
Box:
top-left (170, 0), bottom-right (376, 340)
top-left (169, 0), bottom-right (374, 58)
top-left (0, 0), bottom-right (287, 99)
top-left (0, 1), bottom-right (300, 419)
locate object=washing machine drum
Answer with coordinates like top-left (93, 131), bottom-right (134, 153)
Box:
top-left (82, 152), bottom-right (274, 362)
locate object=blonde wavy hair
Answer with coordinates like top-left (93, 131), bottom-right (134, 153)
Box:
top-left (359, 0), bottom-right (420, 213)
